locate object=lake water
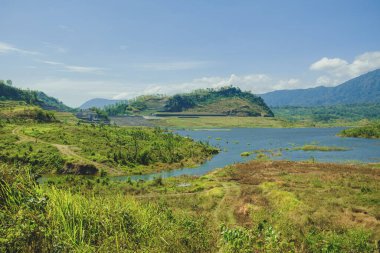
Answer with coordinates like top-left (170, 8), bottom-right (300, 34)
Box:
top-left (113, 127), bottom-right (380, 181)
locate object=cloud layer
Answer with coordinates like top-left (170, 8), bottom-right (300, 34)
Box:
top-left (0, 42), bottom-right (39, 55)
top-left (310, 51), bottom-right (380, 85)
top-left (41, 60), bottom-right (105, 74)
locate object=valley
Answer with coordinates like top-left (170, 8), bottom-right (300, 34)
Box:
top-left (1, 73), bottom-right (380, 252)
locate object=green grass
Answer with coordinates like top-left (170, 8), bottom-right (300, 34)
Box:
top-left (0, 164), bottom-right (217, 252)
top-left (340, 121), bottom-right (380, 138)
top-left (0, 101), bottom-right (219, 177)
top-left (293, 144), bottom-right (350, 151)
top-left (213, 160), bottom-right (380, 252)
top-left (153, 115), bottom-right (370, 129)
top-left (0, 101), bottom-right (56, 123)
top-left (20, 123), bottom-right (217, 175)
top-left (273, 104), bottom-right (380, 123)
top-left (1, 159), bottom-right (379, 252)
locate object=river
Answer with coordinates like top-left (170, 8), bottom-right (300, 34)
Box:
top-left (112, 127), bottom-right (380, 181)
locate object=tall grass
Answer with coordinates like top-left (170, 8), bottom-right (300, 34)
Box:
top-left (0, 164), bottom-right (215, 252)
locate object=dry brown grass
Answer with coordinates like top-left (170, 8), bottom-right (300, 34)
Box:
top-left (212, 160), bottom-right (380, 243)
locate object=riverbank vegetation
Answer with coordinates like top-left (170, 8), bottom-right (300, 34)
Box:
top-left (153, 115), bottom-right (372, 129)
top-left (293, 144), bottom-right (350, 151)
top-left (340, 121), bottom-right (380, 139)
top-left (152, 103), bottom-right (380, 129)
top-left (0, 102), bottom-right (218, 176)
top-left (1, 160), bottom-right (378, 252)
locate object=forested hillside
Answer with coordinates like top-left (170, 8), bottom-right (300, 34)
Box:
top-left (104, 95), bottom-right (167, 116)
top-left (164, 86), bottom-right (273, 117)
top-left (0, 81), bottom-right (71, 111)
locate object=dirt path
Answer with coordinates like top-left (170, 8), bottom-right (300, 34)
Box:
top-left (213, 182), bottom-right (241, 225)
top-left (135, 180), bottom-right (241, 226)
top-left (12, 126), bottom-right (121, 175)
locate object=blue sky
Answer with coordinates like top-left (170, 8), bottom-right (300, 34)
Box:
top-left (1, 0), bottom-right (380, 107)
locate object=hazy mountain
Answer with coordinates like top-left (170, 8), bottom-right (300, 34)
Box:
top-left (79, 98), bottom-right (122, 109)
top-left (260, 69), bottom-right (380, 107)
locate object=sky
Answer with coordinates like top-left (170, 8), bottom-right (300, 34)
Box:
top-left (1, 0), bottom-right (380, 107)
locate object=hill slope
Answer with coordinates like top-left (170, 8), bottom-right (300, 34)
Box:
top-left (261, 69), bottom-right (380, 106)
top-left (104, 87), bottom-right (273, 117)
top-left (164, 86), bottom-right (274, 117)
top-left (79, 98), bottom-right (122, 109)
top-left (104, 95), bottom-right (168, 116)
top-left (0, 81), bottom-right (71, 111)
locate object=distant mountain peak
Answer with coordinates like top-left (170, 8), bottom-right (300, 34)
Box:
top-left (261, 69), bottom-right (380, 107)
top-left (79, 98), bottom-right (123, 109)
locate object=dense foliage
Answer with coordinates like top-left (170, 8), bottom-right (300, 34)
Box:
top-left (1, 159), bottom-right (378, 252)
top-left (0, 81), bottom-right (71, 111)
top-left (0, 101), bottom-right (56, 123)
top-left (164, 86), bottom-right (274, 116)
top-left (104, 95), bottom-right (167, 116)
top-left (0, 164), bottom-right (216, 252)
top-left (340, 122), bottom-right (380, 138)
top-left (103, 87), bottom-right (273, 117)
top-left (273, 103), bottom-right (380, 123)
top-left (18, 123), bottom-right (217, 175)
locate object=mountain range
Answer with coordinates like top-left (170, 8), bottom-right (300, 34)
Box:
top-left (260, 69), bottom-right (380, 107)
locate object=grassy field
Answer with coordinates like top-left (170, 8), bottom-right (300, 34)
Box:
top-left (293, 144), bottom-right (350, 151)
top-left (1, 160), bottom-right (378, 252)
top-left (0, 122), bottom-right (217, 176)
top-left (0, 102), bottom-right (218, 176)
top-left (153, 116), bottom-right (369, 129)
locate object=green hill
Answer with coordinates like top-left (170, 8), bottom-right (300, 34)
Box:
top-left (163, 86), bottom-right (274, 117)
top-left (0, 101), bottom-right (56, 123)
top-left (104, 95), bottom-right (168, 116)
top-left (102, 87), bottom-right (273, 117)
top-left (0, 81), bottom-right (71, 111)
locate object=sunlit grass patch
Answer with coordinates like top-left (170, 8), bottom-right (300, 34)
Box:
top-left (293, 144), bottom-right (350, 151)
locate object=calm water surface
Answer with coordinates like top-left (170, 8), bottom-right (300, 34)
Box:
top-left (113, 127), bottom-right (380, 181)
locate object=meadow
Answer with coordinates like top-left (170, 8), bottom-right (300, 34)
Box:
top-left (153, 116), bottom-right (371, 129)
top-left (1, 160), bottom-right (378, 252)
top-left (1, 101), bottom-right (379, 252)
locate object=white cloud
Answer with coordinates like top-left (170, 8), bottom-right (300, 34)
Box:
top-left (42, 60), bottom-right (63, 65)
top-left (139, 61), bottom-right (211, 71)
top-left (273, 78), bottom-right (302, 90)
top-left (310, 51), bottom-right (380, 84)
top-left (42, 42), bottom-right (68, 53)
top-left (40, 59), bottom-right (105, 74)
top-left (310, 57), bottom-right (348, 71)
top-left (64, 65), bottom-right (105, 74)
top-left (113, 73), bottom-right (275, 99)
top-left (0, 42), bottom-right (39, 55)
top-left (315, 76), bottom-right (331, 85)
top-left (28, 78), bottom-right (127, 107)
